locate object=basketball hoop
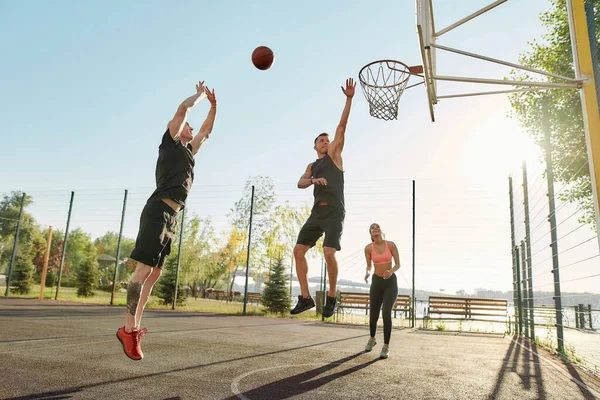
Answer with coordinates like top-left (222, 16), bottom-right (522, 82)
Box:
top-left (358, 60), bottom-right (424, 120)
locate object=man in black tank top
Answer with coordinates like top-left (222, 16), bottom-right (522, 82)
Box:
top-left (291, 78), bottom-right (356, 318)
top-left (117, 81), bottom-right (218, 361)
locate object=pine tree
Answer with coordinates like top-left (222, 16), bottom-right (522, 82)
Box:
top-left (156, 254), bottom-right (187, 306)
top-left (10, 255), bottom-right (35, 294)
top-left (261, 255), bottom-right (291, 315)
top-left (76, 242), bottom-right (100, 297)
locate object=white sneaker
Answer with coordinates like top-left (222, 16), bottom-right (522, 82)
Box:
top-left (365, 338), bottom-right (377, 352)
top-left (380, 346), bottom-right (390, 359)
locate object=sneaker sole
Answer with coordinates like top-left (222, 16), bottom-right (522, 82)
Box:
top-left (116, 330), bottom-right (142, 361)
top-left (322, 308), bottom-right (336, 318)
top-left (290, 303), bottom-right (316, 315)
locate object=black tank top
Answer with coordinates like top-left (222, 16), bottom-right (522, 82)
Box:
top-left (148, 130), bottom-right (195, 207)
top-left (312, 154), bottom-right (344, 210)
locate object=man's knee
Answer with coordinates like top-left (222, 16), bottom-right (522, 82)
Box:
top-left (132, 262), bottom-right (153, 282)
top-left (294, 244), bottom-right (309, 259)
top-left (150, 267), bottom-right (162, 281)
top-left (323, 247), bottom-right (337, 264)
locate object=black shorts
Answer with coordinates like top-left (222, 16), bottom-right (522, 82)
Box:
top-left (130, 201), bottom-right (179, 268)
top-left (296, 205), bottom-right (345, 251)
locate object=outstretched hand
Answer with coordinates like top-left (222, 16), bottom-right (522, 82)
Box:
top-left (204, 87), bottom-right (217, 107)
top-left (341, 78), bottom-right (356, 98)
top-left (196, 81), bottom-right (206, 94)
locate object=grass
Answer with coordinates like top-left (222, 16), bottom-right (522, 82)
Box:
top-left (4, 285), bottom-right (322, 320)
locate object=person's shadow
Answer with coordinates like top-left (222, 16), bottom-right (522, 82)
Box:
top-left (225, 352), bottom-right (380, 400)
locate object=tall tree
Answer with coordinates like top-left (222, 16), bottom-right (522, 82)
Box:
top-left (32, 228), bottom-right (64, 285)
top-left (62, 228), bottom-right (96, 286)
top-left (76, 241), bottom-right (100, 297)
top-left (261, 255), bottom-right (291, 315)
top-left (10, 255), bottom-right (35, 294)
top-left (0, 192), bottom-right (41, 269)
top-left (155, 249), bottom-right (187, 306)
top-left (219, 226), bottom-right (247, 299)
top-left (508, 0), bottom-right (600, 228)
top-left (227, 176), bottom-right (276, 294)
top-left (178, 215), bottom-right (220, 298)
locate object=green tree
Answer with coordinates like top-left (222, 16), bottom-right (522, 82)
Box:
top-left (94, 231), bottom-right (136, 259)
top-left (10, 254), bottom-right (35, 294)
top-left (178, 215), bottom-right (222, 299)
top-left (62, 228), bottom-right (96, 286)
top-left (261, 256), bottom-right (291, 315)
top-left (155, 251), bottom-right (187, 306)
top-left (228, 176), bottom-right (276, 292)
top-left (32, 228), bottom-right (64, 285)
top-left (508, 0), bottom-right (600, 228)
top-left (94, 231), bottom-right (136, 287)
top-left (219, 226), bottom-right (247, 298)
top-left (271, 201), bottom-right (313, 266)
top-left (76, 242), bottom-right (101, 297)
top-left (0, 192), bottom-right (42, 271)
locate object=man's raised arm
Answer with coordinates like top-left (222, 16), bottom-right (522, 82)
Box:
top-left (168, 81), bottom-right (207, 140)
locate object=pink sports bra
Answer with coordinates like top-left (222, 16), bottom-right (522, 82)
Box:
top-left (371, 241), bottom-right (392, 264)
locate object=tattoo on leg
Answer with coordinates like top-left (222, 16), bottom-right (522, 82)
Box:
top-left (126, 282), bottom-right (142, 316)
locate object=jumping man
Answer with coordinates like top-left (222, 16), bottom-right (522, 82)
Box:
top-left (117, 81), bottom-right (217, 360)
top-left (291, 78), bottom-right (356, 318)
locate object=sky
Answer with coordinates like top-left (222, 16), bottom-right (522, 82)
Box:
top-left (0, 0), bottom-right (598, 296)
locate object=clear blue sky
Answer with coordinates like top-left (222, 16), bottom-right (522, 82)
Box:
top-left (1, 0), bottom-right (597, 294)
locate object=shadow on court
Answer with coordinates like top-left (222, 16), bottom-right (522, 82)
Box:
top-left (223, 352), bottom-right (380, 400)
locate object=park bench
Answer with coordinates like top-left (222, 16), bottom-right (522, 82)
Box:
top-left (336, 292), bottom-right (411, 321)
top-left (426, 296), bottom-right (508, 332)
top-left (246, 292), bottom-right (262, 304)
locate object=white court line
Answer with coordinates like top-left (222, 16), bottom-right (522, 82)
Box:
top-left (231, 363), bottom-right (345, 400)
top-left (510, 337), bottom-right (600, 398)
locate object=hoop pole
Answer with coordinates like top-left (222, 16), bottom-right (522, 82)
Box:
top-left (437, 87), bottom-right (551, 100)
top-left (432, 44), bottom-right (582, 83)
top-left (435, 0), bottom-right (508, 37)
top-left (417, 24), bottom-right (436, 122)
top-left (433, 75), bottom-right (581, 89)
top-left (567, 0), bottom-right (600, 251)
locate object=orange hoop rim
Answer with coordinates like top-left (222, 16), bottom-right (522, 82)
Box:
top-left (358, 59), bottom-right (423, 90)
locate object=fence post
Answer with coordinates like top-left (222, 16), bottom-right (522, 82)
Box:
top-left (38, 226), bottom-right (53, 301)
top-left (515, 246), bottom-right (523, 336)
top-left (55, 191), bottom-right (74, 300)
top-left (522, 161), bottom-right (536, 341)
top-left (520, 241), bottom-right (530, 339)
top-left (111, 189), bottom-right (128, 306)
top-left (243, 186), bottom-right (255, 315)
top-left (508, 176), bottom-right (519, 334)
top-left (542, 99), bottom-right (565, 354)
top-left (5, 193), bottom-right (26, 297)
top-left (172, 208), bottom-right (186, 310)
top-left (412, 179), bottom-right (416, 328)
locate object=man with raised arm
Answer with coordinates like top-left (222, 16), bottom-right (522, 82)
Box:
top-left (291, 78), bottom-right (356, 318)
top-left (117, 81), bottom-right (217, 360)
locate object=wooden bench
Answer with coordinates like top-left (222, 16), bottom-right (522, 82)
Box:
top-left (426, 296), bottom-right (508, 329)
top-left (205, 289), bottom-right (228, 301)
top-left (336, 292), bottom-right (411, 321)
top-left (246, 292), bottom-right (262, 304)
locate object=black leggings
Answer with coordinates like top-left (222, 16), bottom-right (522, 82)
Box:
top-left (369, 273), bottom-right (398, 344)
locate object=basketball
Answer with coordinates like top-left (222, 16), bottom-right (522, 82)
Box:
top-left (252, 46), bottom-right (275, 70)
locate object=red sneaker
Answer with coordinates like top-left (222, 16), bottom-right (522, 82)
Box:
top-left (116, 326), bottom-right (143, 360)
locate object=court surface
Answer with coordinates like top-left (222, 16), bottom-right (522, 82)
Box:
top-left (1, 298), bottom-right (599, 400)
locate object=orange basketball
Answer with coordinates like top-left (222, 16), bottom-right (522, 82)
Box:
top-left (252, 46), bottom-right (275, 70)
